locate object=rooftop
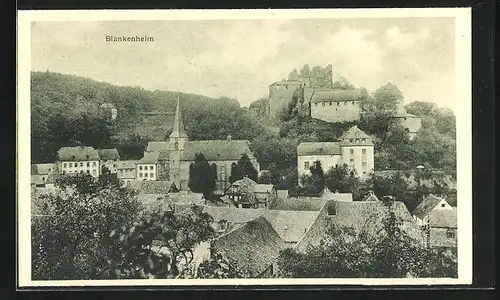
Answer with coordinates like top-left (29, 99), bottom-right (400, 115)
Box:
top-left (428, 208), bottom-right (457, 228)
top-left (57, 146), bottom-right (100, 161)
top-left (297, 142), bottom-right (341, 156)
top-left (182, 140), bottom-right (255, 161)
top-left (413, 194), bottom-right (448, 219)
top-left (130, 180), bottom-right (178, 194)
top-left (310, 89), bottom-right (364, 103)
top-left (210, 216), bottom-right (286, 277)
top-left (98, 148), bottom-right (120, 161)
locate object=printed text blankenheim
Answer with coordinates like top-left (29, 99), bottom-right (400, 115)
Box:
top-left (105, 35), bottom-right (154, 42)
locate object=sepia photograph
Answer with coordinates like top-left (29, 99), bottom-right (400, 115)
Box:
top-left (17, 8), bottom-right (472, 286)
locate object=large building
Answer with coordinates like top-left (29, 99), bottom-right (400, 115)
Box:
top-left (137, 96), bottom-right (260, 192)
top-left (56, 146), bottom-right (101, 178)
top-left (297, 125), bottom-right (374, 184)
top-left (309, 89), bottom-right (364, 123)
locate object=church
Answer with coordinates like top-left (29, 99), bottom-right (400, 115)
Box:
top-left (136, 96), bottom-right (260, 192)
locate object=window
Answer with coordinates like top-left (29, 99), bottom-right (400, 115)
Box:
top-left (150, 173), bottom-right (154, 178)
top-left (329, 102), bottom-right (332, 106)
top-left (144, 173), bottom-right (148, 177)
top-left (139, 173), bottom-right (143, 178)
top-left (315, 103), bottom-right (318, 106)
top-left (441, 203), bottom-right (446, 208)
top-left (113, 164), bottom-right (116, 168)
top-left (86, 170), bottom-right (90, 174)
top-left (352, 101), bottom-right (355, 105)
top-left (174, 142), bottom-right (179, 150)
top-left (350, 159), bottom-right (354, 163)
top-left (337, 102), bottom-right (339, 106)
top-left (80, 162), bottom-right (83, 167)
top-left (87, 162), bottom-right (90, 167)
top-left (69, 163), bottom-right (73, 167)
top-left (350, 149), bottom-right (354, 155)
top-left (355, 139), bottom-right (360, 143)
top-left (362, 162), bottom-right (367, 167)
top-left (149, 165), bottom-right (153, 170)
top-left (322, 102), bottom-right (325, 106)
top-left (139, 166), bottom-right (143, 170)
top-left (63, 163), bottom-right (67, 168)
top-left (349, 139), bottom-right (353, 143)
top-left (362, 139), bottom-right (366, 143)
top-left (362, 149), bottom-right (366, 154)
top-left (304, 162), bottom-right (310, 170)
top-left (93, 162), bottom-right (96, 166)
top-left (446, 230), bottom-right (455, 239)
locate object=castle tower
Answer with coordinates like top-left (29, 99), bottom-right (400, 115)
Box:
top-left (169, 94), bottom-right (189, 189)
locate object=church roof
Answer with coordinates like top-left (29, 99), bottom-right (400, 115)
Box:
top-left (57, 146), bottom-right (100, 161)
top-left (297, 142), bottom-right (341, 156)
top-left (310, 89), bottom-right (363, 103)
top-left (146, 141), bottom-right (169, 152)
top-left (181, 140), bottom-right (255, 161)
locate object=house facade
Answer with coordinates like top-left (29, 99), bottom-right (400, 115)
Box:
top-left (427, 209), bottom-right (457, 250)
top-left (412, 194), bottom-right (454, 226)
top-left (309, 89), bottom-right (363, 123)
top-left (223, 177), bottom-right (277, 208)
top-left (116, 160), bottom-right (138, 185)
top-left (297, 125), bottom-right (374, 184)
top-left (56, 146), bottom-right (101, 178)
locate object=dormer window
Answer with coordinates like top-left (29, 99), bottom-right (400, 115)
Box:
top-left (350, 139), bottom-right (353, 143)
top-left (441, 203), bottom-right (446, 208)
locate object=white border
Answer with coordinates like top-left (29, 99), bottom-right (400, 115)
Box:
top-left (17, 8), bottom-right (472, 287)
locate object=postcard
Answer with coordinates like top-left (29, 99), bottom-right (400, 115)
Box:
top-left (17, 8), bottom-right (472, 287)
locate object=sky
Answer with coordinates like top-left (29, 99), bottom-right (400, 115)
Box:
top-left (31, 18), bottom-right (456, 110)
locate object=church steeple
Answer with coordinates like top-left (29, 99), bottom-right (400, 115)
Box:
top-left (170, 93), bottom-right (188, 139)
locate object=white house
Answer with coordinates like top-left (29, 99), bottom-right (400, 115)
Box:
top-left (412, 194), bottom-right (454, 226)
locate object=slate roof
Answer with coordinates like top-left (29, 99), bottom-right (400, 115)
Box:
top-left (181, 140), bottom-right (255, 161)
top-left (201, 206), bottom-right (265, 224)
top-left (210, 216), bottom-right (285, 277)
top-left (428, 208), bottom-right (457, 228)
top-left (32, 163), bottom-right (57, 175)
top-left (146, 141), bottom-right (169, 152)
top-left (270, 197), bottom-right (326, 211)
top-left (319, 188), bottom-right (353, 201)
top-left (116, 160), bottom-right (138, 170)
top-left (310, 89), bottom-right (363, 103)
top-left (339, 125), bottom-right (372, 140)
top-left (98, 148), bottom-right (120, 161)
top-left (130, 180), bottom-right (177, 194)
top-left (412, 194), bottom-right (446, 219)
top-left (297, 142), bottom-right (341, 156)
top-left (262, 210), bottom-right (319, 243)
top-left (327, 200), bottom-right (421, 240)
top-left (57, 146), bottom-right (100, 161)
top-left (138, 151), bottom-right (159, 164)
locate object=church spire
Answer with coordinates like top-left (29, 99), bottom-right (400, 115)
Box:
top-left (170, 93), bottom-right (188, 139)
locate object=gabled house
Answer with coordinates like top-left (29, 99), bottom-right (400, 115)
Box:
top-left (209, 216), bottom-right (286, 278)
top-left (116, 160), bottom-right (138, 185)
top-left (56, 146), bottom-right (101, 178)
top-left (224, 177), bottom-right (277, 208)
top-left (427, 208), bottom-right (457, 250)
top-left (412, 194), bottom-right (454, 226)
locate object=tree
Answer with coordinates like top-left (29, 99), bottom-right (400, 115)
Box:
top-left (332, 76), bottom-right (355, 90)
top-left (288, 68), bottom-right (300, 81)
top-left (300, 64), bottom-right (311, 79)
top-left (180, 251), bottom-right (249, 279)
top-left (103, 206), bottom-right (215, 279)
top-left (188, 153), bottom-right (217, 198)
top-left (325, 164), bottom-right (358, 193)
top-left (372, 83), bottom-right (404, 113)
top-left (229, 153), bottom-right (259, 183)
top-left (32, 173), bottom-right (142, 280)
top-left (301, 161), bottom-right (325, 195)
